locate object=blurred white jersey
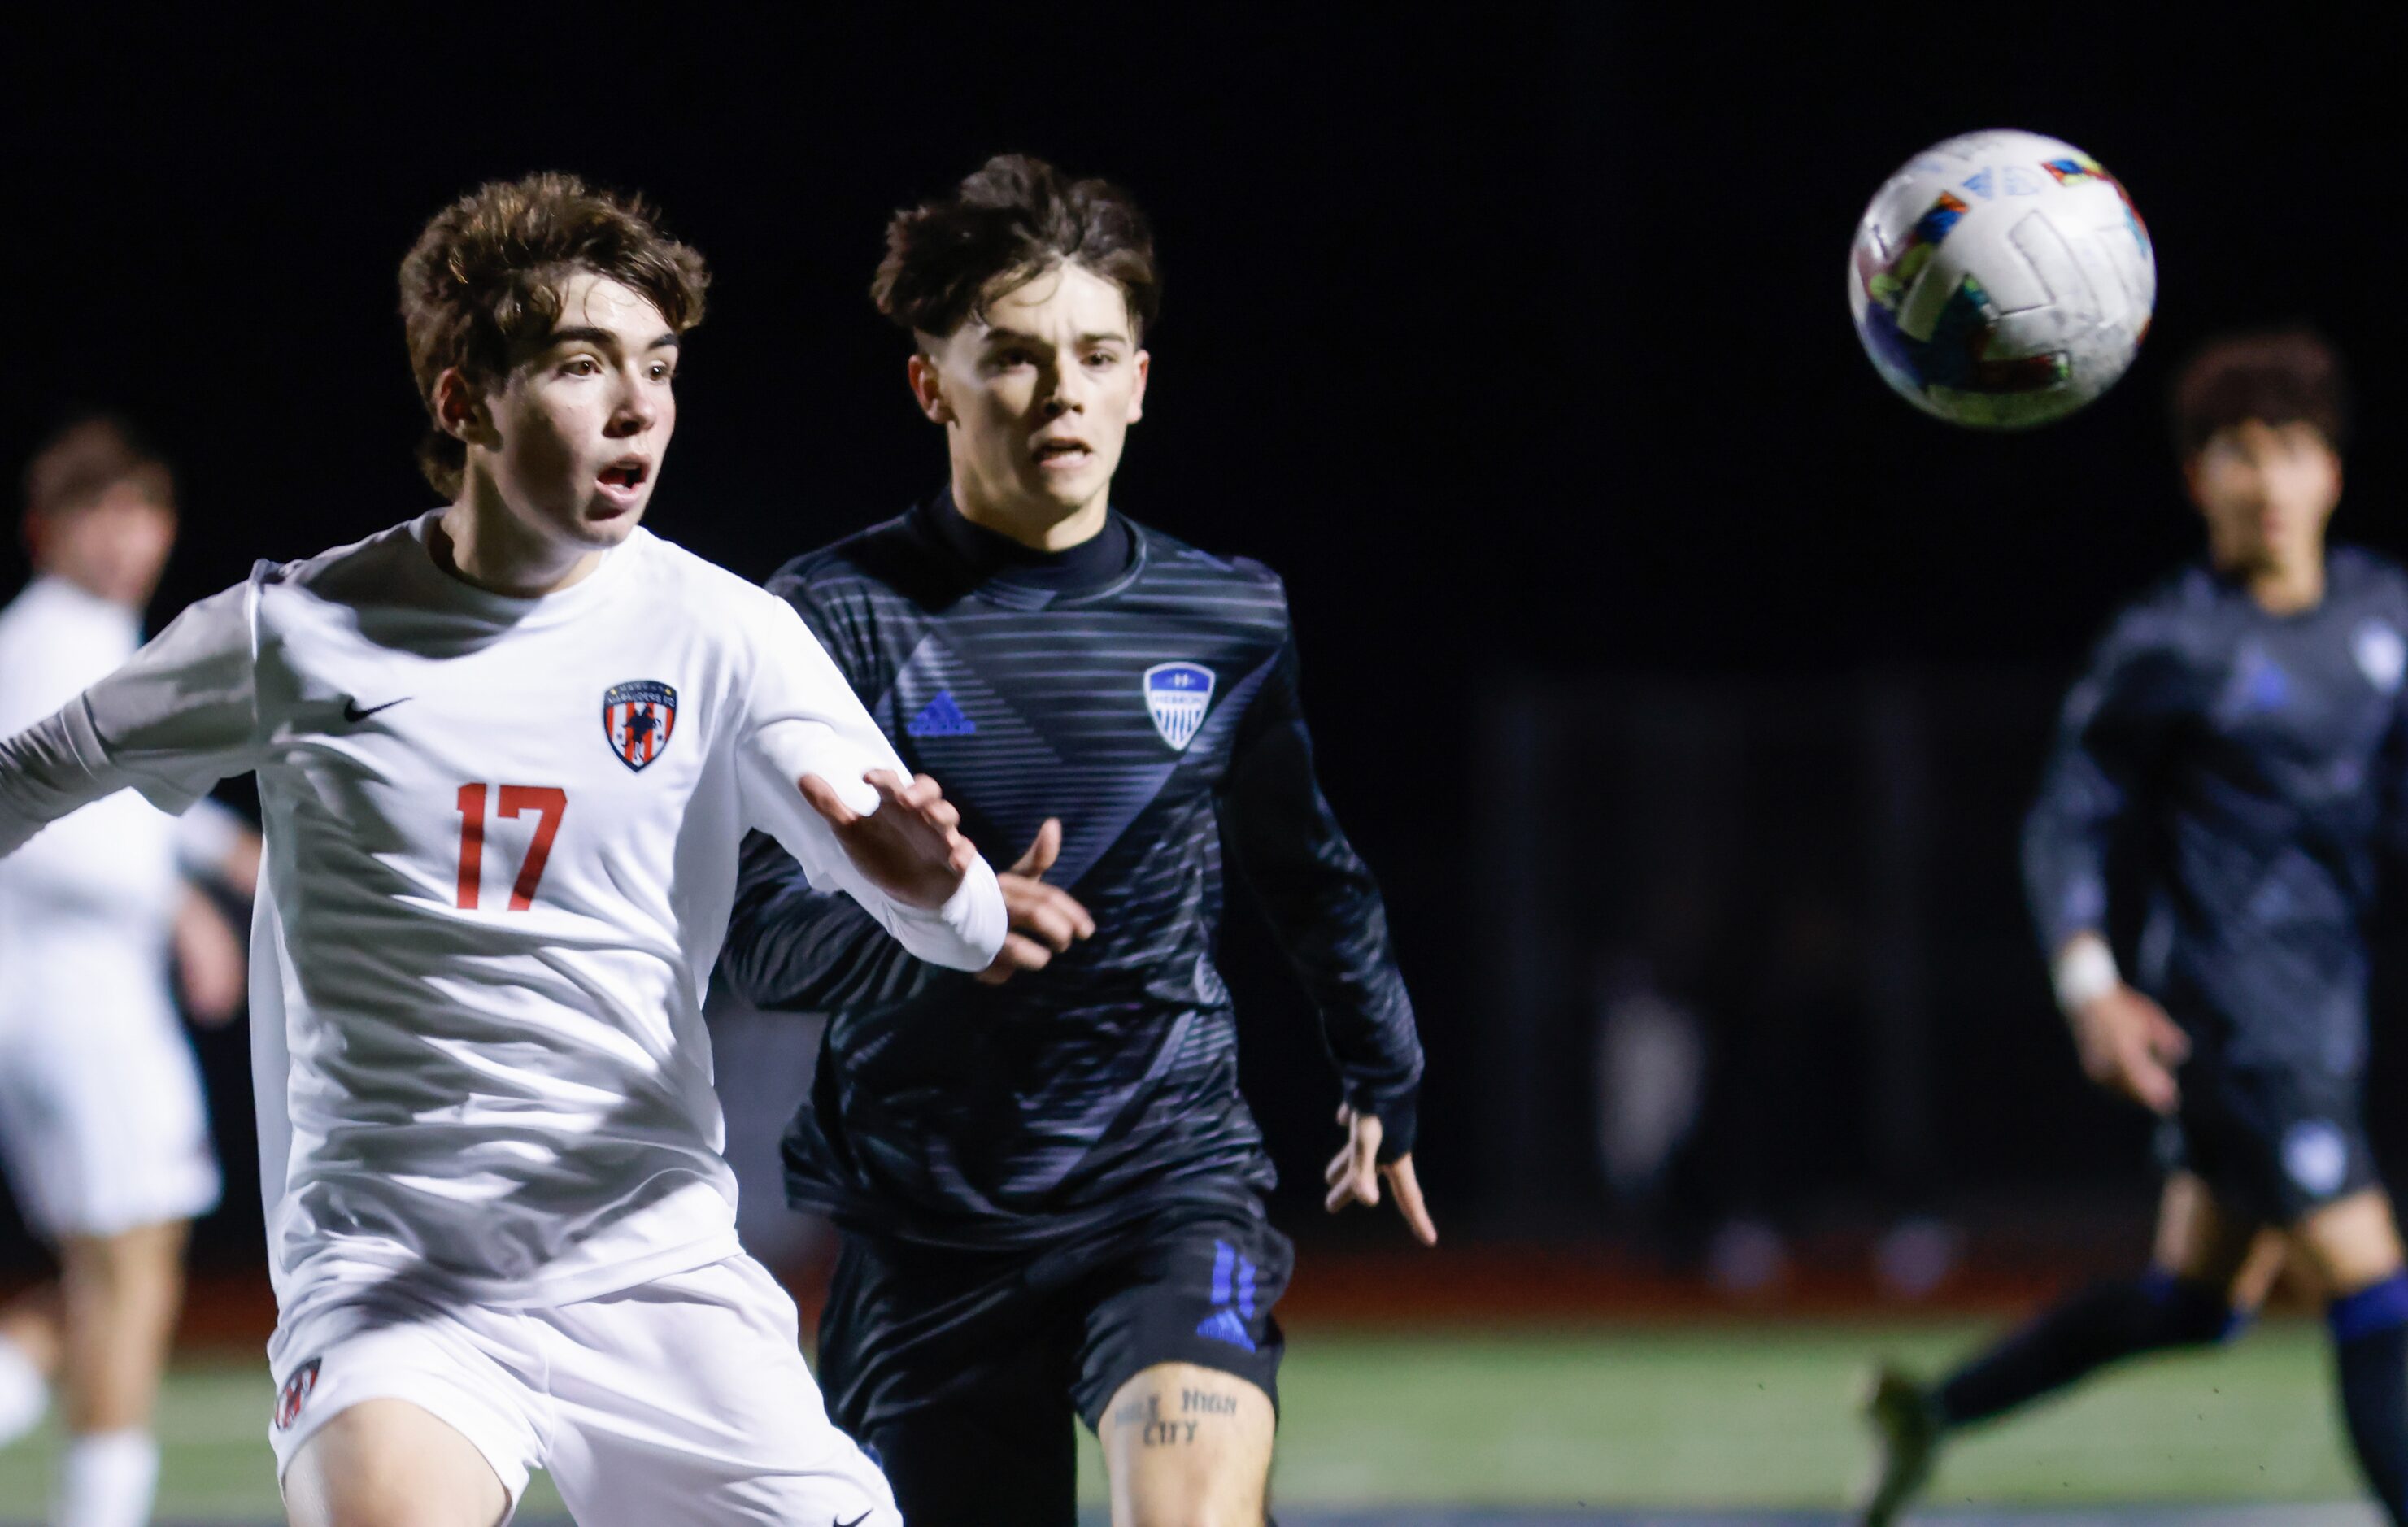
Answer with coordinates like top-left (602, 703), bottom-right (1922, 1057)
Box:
top-left (0, 577), bottom-right (217, 929)
top-left (0, 516), bottom-right (1004, 1315)
top-left (0, 576), bottom-right (225, 1237)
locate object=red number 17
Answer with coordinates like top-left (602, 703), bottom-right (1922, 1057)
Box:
top-left (454, 784), bottom-right (568, 911)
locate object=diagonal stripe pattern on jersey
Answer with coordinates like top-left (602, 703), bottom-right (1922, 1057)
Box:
top-left (723, 493), bottom-right (1423, 1253)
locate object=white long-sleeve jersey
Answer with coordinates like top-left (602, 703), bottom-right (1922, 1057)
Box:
top-left (0, 515), bottom-right (1005, 1314)
top-left (0, 576), bottom-right (242, 951)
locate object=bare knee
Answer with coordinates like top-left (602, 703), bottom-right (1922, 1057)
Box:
top-left (282, 1400), bottom-right (508, 1527)
top-left (2291, 1190), bottom-right (2408, 1298)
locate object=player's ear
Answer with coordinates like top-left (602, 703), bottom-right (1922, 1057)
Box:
top-left (907, 351), bottom-right (953, 426)
top-left (433, 368), bottom-right (498, 449)
top-left (1125, 349), bottom-right (1149, 425)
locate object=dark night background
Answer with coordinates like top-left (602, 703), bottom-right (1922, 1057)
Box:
top-left (6, 5), bottom-right (2408, 1281)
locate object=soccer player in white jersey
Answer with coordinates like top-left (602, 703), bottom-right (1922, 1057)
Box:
top-left (0, 173), bottom-right (1009, 1527)
top-left (0, 417), bottom-right (259, 1527)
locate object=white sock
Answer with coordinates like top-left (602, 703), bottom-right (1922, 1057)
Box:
top-left (0, 1334), bottom-right (47, 1445)
top-left (53, 1429), bottom-right (159, 1527)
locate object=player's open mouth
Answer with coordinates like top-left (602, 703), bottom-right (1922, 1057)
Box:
top-left (594, 459), bottom-right (650, 509)
top-left (1032, 438), bottom-right (1091, 470)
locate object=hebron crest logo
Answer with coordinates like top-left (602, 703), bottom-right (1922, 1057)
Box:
top-left (2284, 1120), bottom-right (2351, 1199)
top-left (2358, 621), bottom-right (2407, 696)
top-left (1143, 662), bottom-right (1215, 751)
top-left (1195, 1239), bottom-right (1259, 1351)
top-left (603, 681), bottom-right (678, 772)
top-left (274, 1356), bottom-right (321, 1431)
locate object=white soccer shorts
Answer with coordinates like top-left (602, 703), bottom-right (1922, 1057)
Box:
top-left (265, 1253), bottom-right (899, 1526)
top-left (0, 928), bottom-right (220, 1240)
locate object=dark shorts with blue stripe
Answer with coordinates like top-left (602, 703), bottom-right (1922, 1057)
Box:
top-left (816, 1203), bottom-right (1292, 1526)
top-left (2154, 1058), bottom-right (2381, 1227)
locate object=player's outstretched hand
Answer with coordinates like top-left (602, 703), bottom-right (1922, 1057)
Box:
top-left (172, 887), bottom-right (246, 1028)
top-left (801, 769), bottom-right (977, 912)
top-left (2067, 983), bottom-right (2189, 1115)
top-left (1324, 1103), bottom-right (1438, 1246)
top-left (978, 818), bottom-right (1097, 985)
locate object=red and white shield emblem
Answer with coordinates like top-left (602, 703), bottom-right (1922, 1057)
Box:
top-left (275, 1357), bottom-right (321, 1430)
top-left (603, 681), bottom-right (677, 772)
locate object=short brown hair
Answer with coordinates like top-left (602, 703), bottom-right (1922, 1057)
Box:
top-left (872, 154), bottom-right (1160, 343)
top-left (22, 415), bottom-right (173, 520)
top-left (398, 172), bottom-right (710, 497)
top-left (2171, 327), bottom-right (2348, 460)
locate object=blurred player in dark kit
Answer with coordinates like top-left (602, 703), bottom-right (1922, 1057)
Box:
top-left (721, 154), bottom-right (1434, 1525)
top-left (1863, 331), bottom-right (2408, 1525)
top-left (0, 419), bottom-right (259, 1527)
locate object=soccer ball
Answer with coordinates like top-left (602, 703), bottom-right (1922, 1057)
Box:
top-left (1848, 129), bottom-right (2154, 429)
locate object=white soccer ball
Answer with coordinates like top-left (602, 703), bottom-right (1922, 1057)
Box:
top-left (1848, 129), bottom-right (2155, 429)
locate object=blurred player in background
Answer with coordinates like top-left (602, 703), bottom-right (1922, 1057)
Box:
top-left (0, 174), bottom-right (1009, 1527)
top-left (1863, 330), bottom-right (2408, 1526)
top-left (721, 155), bottom-right (1433, 1527)
top-left (0, 418), bottom-right (259, 1527)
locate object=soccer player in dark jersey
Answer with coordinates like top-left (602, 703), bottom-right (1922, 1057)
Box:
top-left (720, 155), bottom-right (1433, 1525)
top-left (1862, 329), bottom-right (2408, 1525)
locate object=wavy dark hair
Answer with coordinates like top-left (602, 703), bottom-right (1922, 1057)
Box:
top-left (2171, 327), bottom-right (2348, 459)
top-left (872, 154), bottom-right (1159, 343)
top-left (22, 415), bottom-right (173, 520)
top-left (398, 172), bottom-right (709, 496)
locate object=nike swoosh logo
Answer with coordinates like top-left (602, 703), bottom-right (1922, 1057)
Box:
top-left (835, 1514), bottom-right (872, 1527)
top-left (342, 697), bottom-right (410, 724)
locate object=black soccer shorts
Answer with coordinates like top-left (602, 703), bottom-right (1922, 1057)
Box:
top-left (815, 1205), bottom-right (1291, 1527)
top-left (2155, 1058), bottom-right (2381, 1227)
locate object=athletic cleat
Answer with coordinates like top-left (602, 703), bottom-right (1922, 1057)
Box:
top-left (1859, 1365), bottom-right (1944, 1526)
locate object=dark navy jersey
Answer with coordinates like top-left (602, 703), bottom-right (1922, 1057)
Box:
top-left (2024, 546), bottom-right (2408, 1077)
top-left (721, 494), bottom-right (1422, 1251)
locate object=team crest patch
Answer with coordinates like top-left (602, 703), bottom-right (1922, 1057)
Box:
top-left (2358, 622), bottom-right (2406, 695)
top-left (2284, 1120), bottom-right (2350, 1199)
top-left (603, 681), bottom-right (677, 772)
top-left (274, 1356), bottom-right (321, 1431)
top-left (1143, 663), bottom-right (1215, 752)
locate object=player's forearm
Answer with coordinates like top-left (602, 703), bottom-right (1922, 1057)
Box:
top-left (860, 854), bottom-right (1006, 972)
top-left (2049, 931), bottom-right (2121, 1013)
top-left (0, 700), bottom-right (120, 858)
top-left (723, 838), bottom-right (945, 1012)
top-left (1226, 737), bottom-right (1425, 1141)
top-left (2020, 776), bottom-right (2120, 961)
top-left (1257, 875), bottom-right (1426, 1147)
top-left (1336, 1009), bottom-right (1425, 1155)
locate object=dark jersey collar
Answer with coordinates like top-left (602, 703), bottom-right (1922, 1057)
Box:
top-left (918, 486), bottom-right (1138, 598)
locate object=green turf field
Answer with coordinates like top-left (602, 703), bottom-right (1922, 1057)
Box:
top-left (0, 1318), bottom-right (2369, 1519)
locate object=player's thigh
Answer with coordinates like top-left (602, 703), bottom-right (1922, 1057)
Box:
top-left (1075, 1215), bottom-right (1292, 1526)
top-left (1100, 1360), bottom-right (1274, 1527)
top-left (819, 1232), bottom-right (1081, 1525)
top-left (2153, 1172), bottom-right (2283, 1306)
top-left (861, 1381), bottom-right (1078, 1526)
top-left (536, 1255), bottom-right (898, 1527)
top-left (2288, 1187), bottom-right (2408, 1297)
top-left (265, 1301), bottom-right (543, 1520)
top-left (281, 1398), bottom-right (511, 1527)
